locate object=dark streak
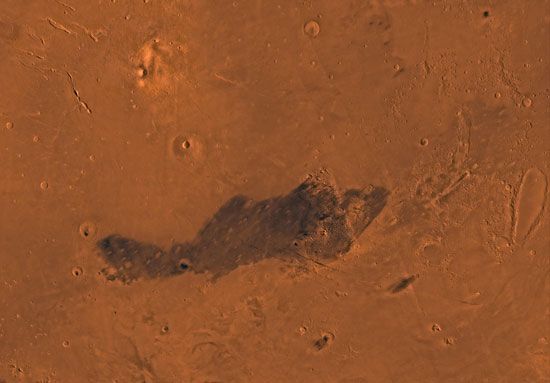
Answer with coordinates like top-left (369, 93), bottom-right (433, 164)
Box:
top-left (314, 332), bottom-right (335, 350)
top-left (96, 173), bottom-right (389, 283)
top-left (390, 275), bottom-right (418, 293)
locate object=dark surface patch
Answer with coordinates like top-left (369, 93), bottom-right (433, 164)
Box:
top-left (390, 275), bottom-right (418, 293)
top-left (314, 332), bottom-right (335, 351)
top-left (96, 173), bottom-right (389, 283)
top-left (97, 236), bottom-right (177, 284)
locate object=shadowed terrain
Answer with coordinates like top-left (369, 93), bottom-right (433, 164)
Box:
top-left (97, 174), bottom-right (389, 283)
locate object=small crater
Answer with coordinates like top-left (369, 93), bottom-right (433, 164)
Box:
top-left (304, 20), bottom-right (320, 38)
top-left (71, 266), bottom-right (83, 277)
top-left (314, 332), bottom-right (335, 350)
top-left (161, 325), bottom-right (169, 334)
top-left (133, 38), bottom-right (183, 93)
top-left (178, 260), bottom-right (189, 271)
top-left (40, 180), bottom-right (49, 190)
top-left (170, 134), bottom-right (205, 163)
top-left (444, 337), bottom-right (456, 346)
top-left (136, 64), bottom-right (148, 78)
top-left (5, 121), bottom-right (13, 130)
top-left (420, 138), bottom-right (429, 147)
top-left (172, 135), bottom-right (192, 157)
top-left (431, 323), bottom-right (442, 332)
top-left (62, 340), bottom-right (70, 348)
top-left (483, 10), bottom-right (490, 18)
top-left (79, 222), bottom-right (97, 239)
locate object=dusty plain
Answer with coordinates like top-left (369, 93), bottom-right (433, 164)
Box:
top-left (0, 0), bottom-right (549, 382)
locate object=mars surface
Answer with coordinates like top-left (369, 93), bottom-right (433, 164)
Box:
top-left (0, 1), bottom-right (549, 382)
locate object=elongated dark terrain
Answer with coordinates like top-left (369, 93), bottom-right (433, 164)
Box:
top-left (0, 1), bottom-right (548, 382)
top-left (97, 174), bottom-right (389, 283)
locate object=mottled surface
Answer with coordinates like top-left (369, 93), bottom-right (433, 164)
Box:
top-left (0, 0), bottom-right (548, 382)
top-left (97, 174), bottom-right (389, 282)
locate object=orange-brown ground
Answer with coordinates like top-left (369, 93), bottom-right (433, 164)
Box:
top-left (0, 1), bottom-right (549, 382)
